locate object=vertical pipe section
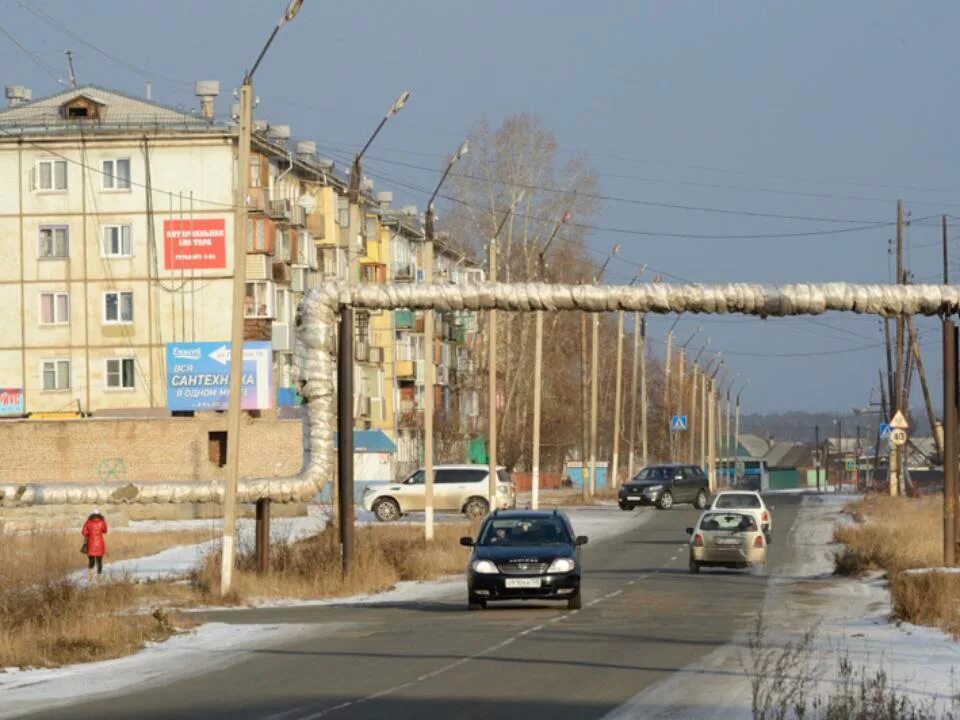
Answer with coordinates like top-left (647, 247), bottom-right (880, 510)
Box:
top-left (423, 212), bottom-right (435, 540)
top-left (640, 317), bottom-right (648, 468)
top-left (338, 306), bottom-right (355, 576)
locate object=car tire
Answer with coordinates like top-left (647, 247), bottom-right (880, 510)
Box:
top-left (694, 489), bottom-right (707, 510)
top-left (464, 497), bottom-right (490, 520)
top-left (656, 491), bottom-right (674, 510)
top-left (689, 559), bottom-right (700, 574)
top-left (372, 497), bottom-right (400, 522)
top-left (468, 597), bottom-right (486, 611)
top-left (567, 591), bottom-right (582, 610)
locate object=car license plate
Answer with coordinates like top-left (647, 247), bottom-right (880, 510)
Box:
top-left (627, 495), bottom-right (642, 501)
top-left (715, 538), bottom-right (741, 546)
top-left (505, 578), bottom-right (541, 589)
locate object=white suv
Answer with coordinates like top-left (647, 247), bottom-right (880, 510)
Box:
top-left (362, 465), bottom-right (516, 522)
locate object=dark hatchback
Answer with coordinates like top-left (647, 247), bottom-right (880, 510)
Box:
top-left (461, 510), bottom-right (588, 611)
top-left (618, 464), bottom-right (710, 511)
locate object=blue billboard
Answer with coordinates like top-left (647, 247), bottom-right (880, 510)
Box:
top-left (166, 342), bottom-right (273, 411)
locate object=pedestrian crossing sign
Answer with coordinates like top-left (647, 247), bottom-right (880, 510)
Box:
top-left (879, 423), bottom-right (891, 440)
top-left (671, 415), bottom-right (688, 431)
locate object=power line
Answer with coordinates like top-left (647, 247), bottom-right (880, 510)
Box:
top-left (0, 19), bottom-right (66, 86)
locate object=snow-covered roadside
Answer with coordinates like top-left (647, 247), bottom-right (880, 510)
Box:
top-left (0, 621), bottom-right (345, 720)
top-left (604, 494), bottom-right (960, 719)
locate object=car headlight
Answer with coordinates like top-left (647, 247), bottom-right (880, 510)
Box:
top-left (644, 485), bottom-right (663, 493)
top-left (471, 559), bottom-right (499, 574)
top-left (547, 558), bottom-right (576, 573)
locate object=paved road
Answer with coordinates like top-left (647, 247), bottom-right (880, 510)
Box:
top-left (28, 496), bottom-right (803, 720)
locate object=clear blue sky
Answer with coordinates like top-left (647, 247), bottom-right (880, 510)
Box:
top-left (3, 0), bottom-right (958, 414)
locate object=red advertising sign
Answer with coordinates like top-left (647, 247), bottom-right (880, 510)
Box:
top-left (163, 219), bottom-right (227, 270)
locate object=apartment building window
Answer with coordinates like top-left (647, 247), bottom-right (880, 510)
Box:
top-left (103, 291), bottom-right (134, 324)
top-left (101, 159), bottom-right (131, 190)
top-left (247, 217), bottom-right (276, 253)
top-left (37, 159), bottom-right (67, 191)
top-left (276, 228), bottom-right (292, 263)
top-left (360, 263), bottom-right (386, 284)
top-left (245, 281), bottom-right (274, 318)
top-left (275, 287), bottom-right (292, 324)
top-left (336, 195), bottom-right (349, 227)
top-left (249, 155), bottom-right (264, 188)
top-left (101, 224), bottom-right (133, 257)
top-left (38, 226), bottom-right (69, 258)
top-left (41, 359), bottom-right (70, 391)
top-left (105, 357), bottom-right (135, 390)
top-left (39, 292), bottom-right (69, 325)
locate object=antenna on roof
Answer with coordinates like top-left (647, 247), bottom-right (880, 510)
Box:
top-left (65, 50), bottom-right (77, 89)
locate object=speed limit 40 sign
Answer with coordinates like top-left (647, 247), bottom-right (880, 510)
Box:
top-left (888, 428), bottom-right (908, 447)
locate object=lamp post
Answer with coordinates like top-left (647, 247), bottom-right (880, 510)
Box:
top-left (222, 0), bottom-right (302, 597)
top-left (674, 326), bottom-right (702, 462)
top-left (488, 189), bottom-right (525, 511)
top-left (689, 338), bottom-right (710, 464)
top-left (423, 139), bottom-right (468, 541)
top-left (586, 245), bottom-right (619, 496)
top-left (532, 205), bottom-right (570, 509)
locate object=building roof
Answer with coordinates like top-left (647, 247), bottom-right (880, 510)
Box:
top-left (738, 434), bottom-right (771, 460)
top-left (762, 442), bottom-right (797, 468)
top-left (0, 85), bottom-right (219, 132)
top-left (774, 445), bottom-right (815, 469)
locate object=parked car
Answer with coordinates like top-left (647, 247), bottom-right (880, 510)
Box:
top-left (618, 464), bottom-right (710, 511)
top-left (361, 464), bottom-right (516, 522)
top-left (461, 509), bottom-right (588, 610)
top-left (686, 510), bottom-right (767, 574)
top-left (708, 490), bottom-right (773, 539)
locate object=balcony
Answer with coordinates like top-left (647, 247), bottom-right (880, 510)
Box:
top-left (272, 322), bottom-right (293, 352)
top-left (305, 211), bottom-right (325, 239)
top-left (396, 360), bottom-right (416, 379)
top-left (393, 264), bottom-right (414, 282)
top-left (397, 410), bottom-right (423, 429)
top-left (355, 340), bottom-right (369, 362)
top-left (290, 205), bottom-right (305, 227)
top-left (268, 196), bottom-right (292, 221)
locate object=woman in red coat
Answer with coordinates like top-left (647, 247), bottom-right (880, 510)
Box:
top-left (81, 509), bottom-right (108, 580)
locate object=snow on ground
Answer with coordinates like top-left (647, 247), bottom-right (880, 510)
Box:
top-left (604, 493), bottom-right (960, 719)
top-left (0, 621), bottom-right (345, 719)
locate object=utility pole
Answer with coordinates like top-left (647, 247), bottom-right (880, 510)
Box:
top-left (532, 310), bottom-right (543, 510)
top-left (664, 329), bottom-right (673, 461)
top-left (580, 312), bottom-right (589, 499)
top-left (688, 366), bottom-right (698, 464)
top-left (892, 199), bottom-right (904, 497)
top-left (943, 213), bottom-right (958, 565)
top-left (589, 312), bottom-right (600, 495)
top-left (725, 386), bottom-right (733, 488)
top-left (532, 202), bottom-right (564, 509)
top-left (640, 316), bottom-right (648, 469)
top-left (707, 377), bottom-right (716, 491)
top-left (909, 317), bottom-right (942, 461)
top-left (221, 80), bottom-right (252, 597)
top-left (627, 311), bottom-right (641, 480)
top-left (611, 310), bottom-right (624, 488)
top-left (676, 347), bottom-right (685, 462)
top-left (815, 425), bottom-right (822, 492)
top-left (488, 239), bottom-right (498, 508)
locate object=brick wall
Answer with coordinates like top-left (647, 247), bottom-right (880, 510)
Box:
top-left (0, 415), bottom-right (303, 484)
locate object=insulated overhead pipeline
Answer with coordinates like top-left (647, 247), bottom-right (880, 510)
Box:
top-left (4, 281), bottom-right (959, 506)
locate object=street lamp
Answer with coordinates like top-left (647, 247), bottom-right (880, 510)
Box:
top-left (538, 206), bottom-right (572, 279)
top-left (627, 266), bottom-right (649, 480)
top-left (423, 139), bottom-right (468, 541)
top-left (222, 0), bottom-right (303, 597)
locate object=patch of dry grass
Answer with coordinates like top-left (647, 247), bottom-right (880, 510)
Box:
top-left (192, 522), bottom-right (474, 602)
top-left (0, 530), bottom-right (190, 669)
top-left (832, 496), bottom-right (959, 636)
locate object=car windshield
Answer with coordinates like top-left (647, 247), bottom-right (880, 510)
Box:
top-left (699, 513), bottom-right (758, 533)
top-left (479, 517), bottom-right (572, 546)
top-left (715, 494), bottom-right (761, 509)
top-left (632, 467), bottom-right (667, 482)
